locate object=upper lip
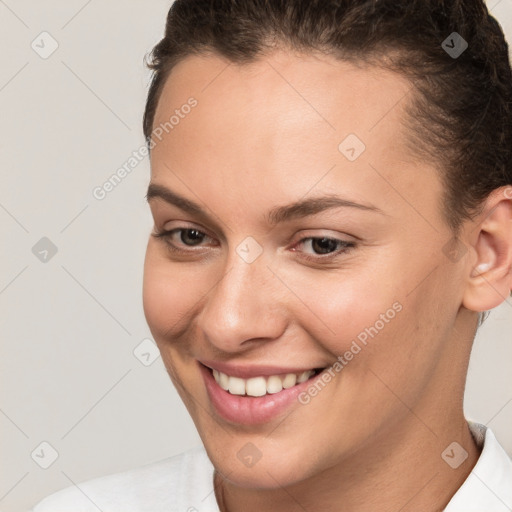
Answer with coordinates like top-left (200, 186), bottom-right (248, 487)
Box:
top-left (199, 360), bottom-right (324, 379)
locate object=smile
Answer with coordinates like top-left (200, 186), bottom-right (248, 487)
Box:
top-left (199, 362), bottom-right (326, 424)
top-left (211, 368), bottom-right (320, 396)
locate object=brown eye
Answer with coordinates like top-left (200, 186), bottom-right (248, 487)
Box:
top-left (310, 237), bottom-right (340, 255)
top-left (179, 229), bottom-right (207, 246)
top-left (151, 227), bottom-right (215, 254)
top-left (292, 236), bottom-right (356, 262)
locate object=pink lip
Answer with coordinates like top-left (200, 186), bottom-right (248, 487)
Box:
top-left (198, 362), bottom-right (321, 425)
top-left (199, 359), bottom-right (320, 379)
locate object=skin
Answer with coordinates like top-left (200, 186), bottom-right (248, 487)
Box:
top-left (142, 49), bottom-right (512, 512)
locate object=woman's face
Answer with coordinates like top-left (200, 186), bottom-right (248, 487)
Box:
top-left (143, 50), bottom-right (473, 487)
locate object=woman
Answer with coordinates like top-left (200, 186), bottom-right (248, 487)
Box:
top-left (31, 0), bottom-right (512, 510)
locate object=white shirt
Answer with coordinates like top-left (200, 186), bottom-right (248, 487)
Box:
top-left (30, 422), bottom-right (512, 512)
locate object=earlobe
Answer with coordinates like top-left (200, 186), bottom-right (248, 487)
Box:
top-left (462, 187), bottom-right (512, 312)
top-left (470, 262), bottom-right (491, 278)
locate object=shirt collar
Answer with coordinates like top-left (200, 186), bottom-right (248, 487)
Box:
top-left (444, 421), bottom-right (512, 511)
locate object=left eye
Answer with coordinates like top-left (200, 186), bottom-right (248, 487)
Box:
top-left (293, 237), bottom-right (355, 257)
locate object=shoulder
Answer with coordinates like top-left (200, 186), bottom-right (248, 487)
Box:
top-left (29, 445), bottom-right (218, 512)
top-left (445, 422), bottom-right (512, 511)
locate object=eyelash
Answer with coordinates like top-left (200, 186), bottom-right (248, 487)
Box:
top-left (152, 227), bottom-right (356, 262)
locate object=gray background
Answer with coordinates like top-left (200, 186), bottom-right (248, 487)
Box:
top-left (0, 1), bottom-right (511, 511)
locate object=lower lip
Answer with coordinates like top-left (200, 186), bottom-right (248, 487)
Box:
top-left (199, 363), bottom-right (320, 425)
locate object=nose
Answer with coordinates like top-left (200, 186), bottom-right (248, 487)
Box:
top-left (197, 249), bottom-right (288, 354)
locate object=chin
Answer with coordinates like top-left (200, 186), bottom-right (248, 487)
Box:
top-left (215, 455), bottom-right (313, 490)
top-left (199, 430), bottom-right (326, 490)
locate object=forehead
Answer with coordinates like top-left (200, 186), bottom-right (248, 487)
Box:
top-left (149, 50), bottom-right (443, 228)
top-left (153, 49), bottom-right (414, 141)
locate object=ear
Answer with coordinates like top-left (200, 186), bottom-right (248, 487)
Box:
top-left (462, 186), bottom-right (512, 312)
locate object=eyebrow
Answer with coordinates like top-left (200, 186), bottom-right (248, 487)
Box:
top-left (145, 183), bottom-right (384, 225)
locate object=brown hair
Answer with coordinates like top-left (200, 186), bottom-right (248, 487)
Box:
top-left (143, 0), bottom-right (512, 234)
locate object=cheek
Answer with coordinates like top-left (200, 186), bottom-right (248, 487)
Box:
top-left (285, 262), bottom-right (402, 357)
top-left (294, 257), bottom-right (444, 396)
top-left (142, 248), bottom-right (204, 389)
top-left (142, 244), bottom-right (216, 341)
top-left (143, 247), bottom-right (188, 339)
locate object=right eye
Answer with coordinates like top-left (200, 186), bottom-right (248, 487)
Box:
top-left (152, 226), bottom-right (217, 253)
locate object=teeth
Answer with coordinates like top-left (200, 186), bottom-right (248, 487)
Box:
top-left (282, 373), bottom-right (297, 389)
top-left (246, 377), bottom-right (267, 397)
top-left (228, 376), bottom-right (246, 396)
top-left (297, 371), bottom-right (311, 383)
top-left (219, 371), bottom-right (229, 391)
top-left (266, 376), bottom-right (283, 394)
top-left (211, 368), bottom-right (316, 396)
